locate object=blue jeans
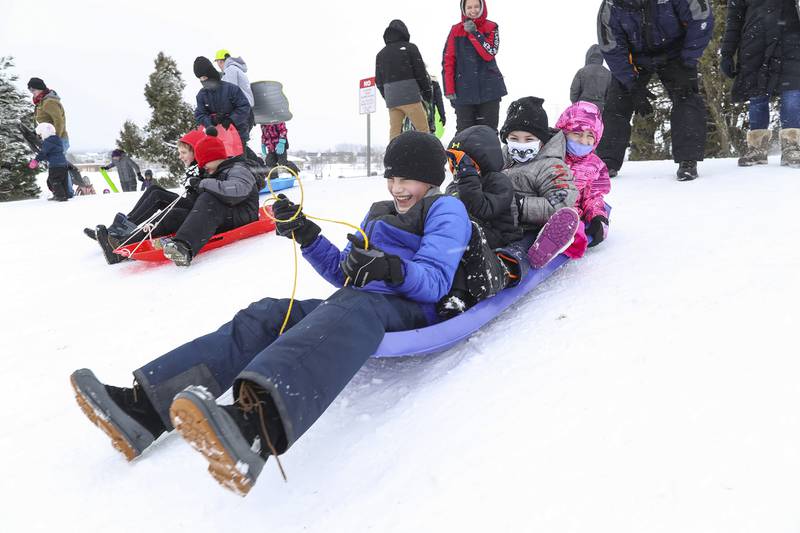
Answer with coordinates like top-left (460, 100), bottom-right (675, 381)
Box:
top-left (61, 137), bottom-right (74, 197)
top-left (133, 288), bottom-right (428, 452)
top-left (749, 90), bottom-right (800, 129)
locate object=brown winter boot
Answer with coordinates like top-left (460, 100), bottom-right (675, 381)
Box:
top-left (737, 129), bottom-right (770, 167)
top-left (780, 128), bottom-right (800, 168)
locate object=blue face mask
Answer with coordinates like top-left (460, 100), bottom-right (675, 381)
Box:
top-left (566, 138), bottom-right (594, 157)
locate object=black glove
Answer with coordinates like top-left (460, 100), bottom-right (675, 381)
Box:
top-left (101, 165), bottom-right (110, 171)
top-left (630, 82), bottom-right (655, 117)
top-left (218, 116), bottom-right (232, 129)
top-left (184, 176), bottom-right (201, 194)
top-left (659, 61), bottom-right (698, 97)
top-left (463, 19), bottom-right (477, 33)
top-left (210, 114), bottom-right (221, 126)
top-left (720, 55), bottom-right (737, 79)
top-left (586, 216), bottom-right (608, 248)
top-left (272, 194), bottom-right (321, 247)
top-left (340, 234), bottom-right (404, 287)
top-left (137, 172), bottom-right (144, 182)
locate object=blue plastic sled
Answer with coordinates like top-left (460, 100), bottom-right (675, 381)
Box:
top-left (373, 204), bottom-right (610, 358)
top-left (260, 177), bottom-right (296, 194)
top-left (373, 252), bottom-right (569, 358)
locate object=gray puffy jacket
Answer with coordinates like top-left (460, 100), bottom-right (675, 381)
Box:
top-left (503, 131), bottom-right (579, 230)
top-left (569, 45), bottom-right (612, 111)
top-left (108, 155), bottom-right (141, 186)
top-left (222, 57), bottom-right (255, 107)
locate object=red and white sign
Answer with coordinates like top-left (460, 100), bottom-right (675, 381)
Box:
top-left (359, 77), bottom-right (377, 115)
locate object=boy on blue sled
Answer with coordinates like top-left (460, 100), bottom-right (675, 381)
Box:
top-left (70, 131), bottom-right (471, 496)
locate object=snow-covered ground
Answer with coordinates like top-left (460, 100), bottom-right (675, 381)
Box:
top-left (2, 158), bottom-right (799, 532)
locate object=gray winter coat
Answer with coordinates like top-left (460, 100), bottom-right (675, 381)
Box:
top-left (503, 131), bottom-right (579, 230)
top-left (222, 57), bottom-right (255, 107)
top-left (569, 45), bottom-right (612, 111)
top-left (108, 155), bottom-right (141, 187)
top-left (198, 160), bottom-right (257, 205)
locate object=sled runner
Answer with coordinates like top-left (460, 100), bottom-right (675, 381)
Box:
top-left (374, 205), bottom-right (611, 358)
top-left (259, 176), bottom-right (296, 194)
top-left (251, 81), bottom-right (293, 124)
top-left (113, 207), bottom-right (276, 262)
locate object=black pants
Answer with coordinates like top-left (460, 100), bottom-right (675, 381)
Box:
top-left (454, 99), bottom-right (501, 133)
top-left (174, 192), bottom-right (253, 255)
top-left (126, 185), bottom-right (194, 224)
top-left (47, 167), bottom-right (69, 199)
top-left (597, 63), bottom-right (707, 172)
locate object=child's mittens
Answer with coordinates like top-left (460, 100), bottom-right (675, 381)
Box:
top-left (276, 139), bottom-right (287, 155)
top-left (261, 144), bottom-right (268, 157)
top-left (446, 149), bottom-right (478, 184)
top-left (463, 19), bottom-right (477, 33)
top-left (586, 216), bottom-right (609, 248)
top-left (28, 159), bottom-right (39, 169)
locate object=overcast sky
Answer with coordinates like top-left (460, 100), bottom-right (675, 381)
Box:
top-left (1, 0), bottom-right (598, 152)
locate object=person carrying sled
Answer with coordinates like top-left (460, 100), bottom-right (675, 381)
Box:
top-left (160, 129), bottom-right (261, 266)
top-left (569, 45), bottom-right (612, 112)
top-left (29, 122), bottom-right (69, 202)
top-left (375, 19), bottom-right (433, 140)
top-left (87, 129), bottom-right (207, 265)
top-left (596, 0), bottom-right (714, 181)
top-left (70, 131), bottom-right (471, 496)
top-left (499, 97), bottom-right (583, 269)
top-left (437, 125), bottom-right (523, 316)
top-left (193, 56), bottom-right (253, 147)
top-left (28, 77), bottom-right (73, 196)
top-left (102, 149), bottom-right (142, 193)
top-left (442, 0), bottom-right (507, 132)
top-left (555, 101), bottom-right (612, 253)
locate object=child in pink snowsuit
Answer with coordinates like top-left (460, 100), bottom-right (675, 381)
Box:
top-left (555, 101), bottom-right (611, 257)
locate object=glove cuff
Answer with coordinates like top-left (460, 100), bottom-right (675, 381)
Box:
top-left (386, 255), bottom-right (404, 286)
top-left (296, 220), bottom-right (322, 248)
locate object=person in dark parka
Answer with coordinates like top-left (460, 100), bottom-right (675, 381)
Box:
top-left (596, 0), bottom-right (714, 181)
top-left (721, 0), bottom-right (800, 167)
top-left (570, 44), bottom-right (613, 112)
top-left (193, 56), bottom-right (253, 146)
top-left (376, 19), bottom-right (433, 139)
top-left (102, 149), bottom-right (141, 192)
top-left (442, 0), bottom-right (508, 132)
top-left (69, 131), bottom-right (471, 496)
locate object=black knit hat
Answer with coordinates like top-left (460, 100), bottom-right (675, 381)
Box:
top-left (27, 77), bottom-right (47, 91)
top-left (500, 96), bottom-right (551, 143)
top-left (193, 57), bottom-right (221, 81)
top-left (384, 131), bottom-right (447, 187)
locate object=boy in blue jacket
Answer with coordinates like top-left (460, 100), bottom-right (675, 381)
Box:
top-left (70, 131), bottom-right (471, 496)
top-left (30, 122), bottom-right (69, 201)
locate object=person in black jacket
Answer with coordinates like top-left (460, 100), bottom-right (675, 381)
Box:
top-left (375, 19), bottom-right (432, 140)
top-left (722, 0), bottom-right (800, 168)
top-left (162, 131), bottom-right (260, 266)
top-left (439, 125), bottom-right (525, 316)
top-left (193, 56), bottom-right (253, 146)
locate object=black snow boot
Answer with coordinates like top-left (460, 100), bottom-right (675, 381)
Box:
top-left (608, 168), bottom-right (618, 178)
top-left (462, 222), bottom-right (508, 302)
top-left (676, 160), bottom-right (698, 181)
top-left (95, 225), bottom-right (126, 265)
top-left (70, 369), bottom-right (166, 461)
top-left (163, 239), bottom-right (192, 267)
top-left (108, 213), bottom-right (139, 239)
top-left (83, 227), bottom-right (97, 241)
top-left (170, 381), bottom-right (287, 496)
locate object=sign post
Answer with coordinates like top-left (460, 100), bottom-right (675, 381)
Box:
top-left (359, 77), bottom-right (377, 177)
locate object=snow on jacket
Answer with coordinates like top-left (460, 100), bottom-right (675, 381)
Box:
top-left (35, 135), bottom-right (68, 168)
top-left (221, 56), bottom-right (255, 107)
top-left (721, 0), bottom-right (800, 102)
top-left (555, 102), bottom-right (611, 224)
top-left (302, 194), bottom-right (471, 323)
top-left (34, 90), bottom-right (68, 141)
top-left (569, 45), bottom-right (613, 111)
top-left (503, 131), bottom-right (579, 231)
top-left (597, 0), bottom-right (714, 88)
top-left (445, 125), bottom-right (521, 248)
top-left (195, 81), bottom-right (252, 141)
top-left (107, 155), bottom-right (141, 187)
top-left (197, 156), bottom-right (259, 223)
top-left (442, 0), bottom-right (508, 105)
top-left (375, 19), bottom-right (432, 108)
top-left (261, 122), bottom-right (288, 152)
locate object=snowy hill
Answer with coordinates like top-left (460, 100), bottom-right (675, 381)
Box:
top-left (2, 159), bottom-right (799, 533)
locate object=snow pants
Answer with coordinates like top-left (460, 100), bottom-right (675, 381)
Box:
top-left (133, 288), bottom-right (428, 452)
top-left (126, 185), bottom-right (194, 225)
top-left (47, 166), bottom-right (69, 200)
top-left (597, 63), bottom-right (707, 172)
top-left (120, 179), bottom-right (138, 193)
top-left (454, 99), bottom-right (501, 133)
top-left (173, 192), bottom-right (255, 255)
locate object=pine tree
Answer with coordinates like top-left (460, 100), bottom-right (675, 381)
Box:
top-left (0, 56), bottom-right (41, 201)
top-left (116, 52), bottom-right (195, 187)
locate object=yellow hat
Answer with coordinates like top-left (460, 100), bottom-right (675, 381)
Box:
top-left (214, 49), bottom-right (231, 61)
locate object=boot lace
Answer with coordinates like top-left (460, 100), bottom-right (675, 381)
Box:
top-left (239, 382), bottom-right (288, 481)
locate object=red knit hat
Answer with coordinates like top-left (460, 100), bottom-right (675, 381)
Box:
top-left (179, 129), bottom-right (206, 151)
top-left (194, 135), bottom-right (228, 168)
